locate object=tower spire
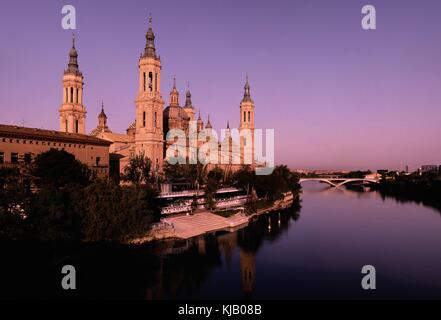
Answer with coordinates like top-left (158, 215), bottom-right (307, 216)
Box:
top-left (242, 73), bottom-right (252, 102)
top-left (185, 80), bottom-right (193, 108)
top-left (206, 114), bottom-right (212, 129)
top-left (143, 13), bottom-right (157, 58)
top-left (67, 34), bottom-right (80, 74)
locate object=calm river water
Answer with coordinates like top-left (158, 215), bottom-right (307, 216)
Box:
top-left (2, 182), bottom-right (441, 299)
top-left (139, 182), bottom-right (441, 299)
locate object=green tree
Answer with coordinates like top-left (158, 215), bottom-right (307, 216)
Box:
top-left (122, 152), bottom-right (154, 186)
top-left (76, 180), bottom-right (158, 242)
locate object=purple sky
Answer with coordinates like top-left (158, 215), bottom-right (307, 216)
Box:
top-left (1, 0), bottom-right (441, 171)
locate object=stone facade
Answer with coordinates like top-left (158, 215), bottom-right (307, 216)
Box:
top-left (0, 125), bottom-right (111, 178)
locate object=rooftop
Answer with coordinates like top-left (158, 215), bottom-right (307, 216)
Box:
top-left (0, 124), bottom-right (112, 146)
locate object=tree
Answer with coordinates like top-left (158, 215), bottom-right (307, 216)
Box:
top-left (32, 149), bottom-right (91, 189)
top-left (0, 167), bottom-right (28, 240)
top-left (232, 165), bottom-right (255, 195)
top-left (76, 180), bottom-right (158, 242)
top-left (121, 152), bottom-right (154, 186)
top-left (203, 167), bottom-right (225, 210)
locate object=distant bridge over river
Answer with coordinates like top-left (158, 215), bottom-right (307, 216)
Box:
top-left (299, 177), bottom-right (380, 188)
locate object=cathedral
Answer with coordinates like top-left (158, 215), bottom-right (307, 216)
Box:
top-left (59, 17), bottom-right (256, 176)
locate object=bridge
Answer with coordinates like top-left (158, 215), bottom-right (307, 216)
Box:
top-left (299, 177), bottom-right (379, 188)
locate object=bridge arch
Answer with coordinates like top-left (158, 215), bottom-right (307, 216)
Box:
top-left (299, 178), bottom-right (379, 188)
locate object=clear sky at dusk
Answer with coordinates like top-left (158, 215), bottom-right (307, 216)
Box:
top-left (1, 0), bottom-right (441, 171)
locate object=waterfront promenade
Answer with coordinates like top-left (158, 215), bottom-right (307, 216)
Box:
top-left (163, 212), bottom-right (249, 239)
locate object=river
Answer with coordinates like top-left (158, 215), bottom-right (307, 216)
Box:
top-left (2, 182), bottom-right (441, 299)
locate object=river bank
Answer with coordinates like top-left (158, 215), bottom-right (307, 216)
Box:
top-left (371, 177), bottom-right (441, 214)
top-left (130, 191), bottom-right (299, 244)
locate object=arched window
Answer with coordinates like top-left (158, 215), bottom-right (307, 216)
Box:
top-left (65, 88), bottom-right (68, 103)
top-left (143, 111), bottom-right (146, 127)
top-left (65, 119), bottom-right (68, 131)
top-left (243, 111), bottom-right (246, 123)
top-left (154, 111), bottom-right (157, 128)
top-left (76, 88), bottom-right (79, 103)
top-left (155, 73), bottom-right (158, 92)
top-left (149, 72), bottom-right (153, 92)
top-left (75, 120), bottom-right (79, 133)
top-left (248, 111), bottom-right (250, 122)
top-left (143, 72), bottom-right (146, 91)
top-left (70, 87), bottom-right (73, 103)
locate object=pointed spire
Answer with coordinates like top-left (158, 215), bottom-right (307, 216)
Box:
top-left (99, 101), bottom-right (107, 118)
top-left (66, 34), bottom-right (80, 74)
top-left (205, 114), bottom-right (212, 129)
top-left (184, 80), bottom-right (193, 108)
top-left (242, 73), bottom-right (252, 102)
top-left (143, 13), bottom-right (157, 58)
top-left (169, 75), bottom-right (179, 106)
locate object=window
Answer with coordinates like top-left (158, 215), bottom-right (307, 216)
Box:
top-left (75, 120), bottom-right (79, 133)
top-left (24, 153), bottom-right (31, 164)
top-left (65, 88), bottom-right (68, 103)
top-left (143, 111), bottom-right (146, 127)
top-left (11, 153), bottom-right (18, 164)
top-left (149, 72), bottom-right (153, 92)
top-left (248, 111), bottom-right (250, 122)
top-left (143, 72), bottom-right (146, 91)
top-left (0, 152), bottom-right (4, 164)
top-left (76, 88), bottom-right (79, 103)
top-left (65, 119), bottom-right (68, 131)
top-left (70, 87), bottom-right (73, 103)
top-left (155, 73), bottom-right (158, 92)
top-left (96, 157), bottom-right (101, 166)
top-left (154, 111), bottom-right (157, 128)
top-left (243, 111), bottom-right (246, 122)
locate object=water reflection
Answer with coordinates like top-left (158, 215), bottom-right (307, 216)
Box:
top-left (143, 204), bottom-right (301, 299)
top-left (2, 184), bottom-right (441, 299)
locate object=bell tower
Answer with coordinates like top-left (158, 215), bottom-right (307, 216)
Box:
top-left (135, 15), bottom-right (164, 172)
top-left (239, 75), bottom-right (255, 165)
top-left (59, 34), bottom-right (86, 134)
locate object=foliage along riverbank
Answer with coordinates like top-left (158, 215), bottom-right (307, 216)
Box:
top-left (1, 149), bottom-right (302, 244)
top-left (371, 173), bottom-right (441, 214)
